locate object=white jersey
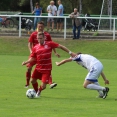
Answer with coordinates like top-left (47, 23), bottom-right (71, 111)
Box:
top-left (72, 54), bottom-right (101, 71)
top-left (47, 5), bottom-right (57, 16)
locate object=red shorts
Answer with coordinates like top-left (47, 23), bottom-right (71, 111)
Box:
top-left (31, 68), bottom-right (51, 84)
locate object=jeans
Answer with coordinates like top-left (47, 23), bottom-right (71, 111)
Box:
top-left (73, 25), bottom-right (81, 39)
top-left (33, 17), bottom-right (41, 30)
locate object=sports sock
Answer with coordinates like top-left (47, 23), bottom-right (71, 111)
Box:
top-left (94, 82), bottom-right (100, 86)
top-left (38, 86), bottom-right (43, 93)
top-left (48, 76), bottom-right (52, 85)
top-left (32, 82), bottom-right (38, 93)
top-left (86, 84), bottom-right (105, 91)
top-left (94, 82), bottom-right (103, 96)
top-left (26, 71), bottom-right (31, 85)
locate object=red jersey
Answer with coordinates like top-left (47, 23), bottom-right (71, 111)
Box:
top-left (30, 41), bottom-right (59, 73)
top-left (28, 31), bottom-right (52, 47)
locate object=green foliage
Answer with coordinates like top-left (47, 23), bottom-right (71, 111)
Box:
top-left (82, 0), bottom-right (102, 14)
top-left (0, 0), bottom-right (103, 14)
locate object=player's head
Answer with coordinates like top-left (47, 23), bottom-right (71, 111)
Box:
top-left (77, 52), bottom-right (82, 55)
top-left (37, 21), bottom-right (44, 32)
top-left (37, 32), bottom-right (45, 45)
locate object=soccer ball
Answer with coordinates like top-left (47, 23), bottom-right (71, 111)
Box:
top-left (26, 89), bottom-right (36, 99)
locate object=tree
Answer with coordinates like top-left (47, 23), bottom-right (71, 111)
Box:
top-left (30, 0), bottom-right (33, 12)
top-left (0, 0), bottom-right (102, 15)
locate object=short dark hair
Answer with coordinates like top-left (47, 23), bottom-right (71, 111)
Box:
top-left (38, 21), bottom-right (44, 26)
top-left (36, 2), bottom-right (39, 6)
top-left (77, 52), bottom-right (82, 55)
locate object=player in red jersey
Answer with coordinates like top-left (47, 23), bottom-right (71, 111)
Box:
top-left (25, 21), bottom-right (60, 88)
top-left (22, 32), bottom-right (76, 98)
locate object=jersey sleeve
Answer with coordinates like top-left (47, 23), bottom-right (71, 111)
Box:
top-left (72, 55), bottom-right (82, 62)
top-left (48, 41), bottom-right (59, 48)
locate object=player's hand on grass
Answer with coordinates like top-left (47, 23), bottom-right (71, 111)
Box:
top-left (105, 79), bottom-right (109, 85)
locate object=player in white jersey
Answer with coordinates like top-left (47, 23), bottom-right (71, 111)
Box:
top-left (56, 52), bottom-right (109, 99)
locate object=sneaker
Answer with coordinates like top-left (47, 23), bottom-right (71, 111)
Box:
top-left (103, 87), bottom-right (109, 99)
top-left (96, 95), bottom-right (103, 98)
top-left (50, 82), bottom-right (57, 89)
top-left (35, 91), bottom-right (40, 98)
top-left (25, 85), bottom-right (29, 88)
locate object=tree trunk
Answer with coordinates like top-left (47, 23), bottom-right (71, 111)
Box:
top-left (30, 0), bottom-right (33, 12)
top-left (79, 0), bottom-right (82, 13)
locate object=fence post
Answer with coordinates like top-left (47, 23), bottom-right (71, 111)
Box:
top-left (19, 16), bottom-right (21, 37)
top-left (64, 17), bottom-right (66, 39)
top-left (113, 18), bottom-right (115, 40)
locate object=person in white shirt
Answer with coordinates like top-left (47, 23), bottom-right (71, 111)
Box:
top-left (56, 52), bottom-right (109, 99)
top-left (47, 1), bottom-right (57, 31)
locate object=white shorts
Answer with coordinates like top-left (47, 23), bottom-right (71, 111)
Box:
top-left (85, 62), bottom-right (103, 82)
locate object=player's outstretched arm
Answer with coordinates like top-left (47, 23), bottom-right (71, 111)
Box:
top-left (58, 44), bottom-right (76, 57)
top-left (56, 58), bottom-right (72, 66)
top-left (101, 72), bottom-right (109, 85)
top-left (22, 57), bottom-right (36, 66)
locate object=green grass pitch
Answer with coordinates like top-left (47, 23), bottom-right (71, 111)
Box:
top-left (0, 37), bottom-right (117, 117)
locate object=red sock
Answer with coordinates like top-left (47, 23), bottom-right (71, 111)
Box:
top-left (38, 86), bottom-right (43, 93)
top-left (32, 82), bottom-right (38, 93)
top-left (49, 76), bottom-right (52, 85)
top-left (26, 71), bottom-right (31, 85)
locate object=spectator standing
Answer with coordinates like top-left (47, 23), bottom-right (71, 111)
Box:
top-left (57, 0), bottom-right (64, 32)
top-left (32, 2), bottom-right (42, 31)
top-left (47, 1), bottom-right (57, 31)
top-left (69, 8), bottom-right (81, 39)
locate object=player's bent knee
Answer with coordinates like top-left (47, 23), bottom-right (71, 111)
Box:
top-left (31, 79), bottom-right (37, 84)
top-left (83, 84), bottom-right (87, 88)
top-left (41, 85), bottom-right (46, 90)
top-left (27, 67), bottom-right (32, 72)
